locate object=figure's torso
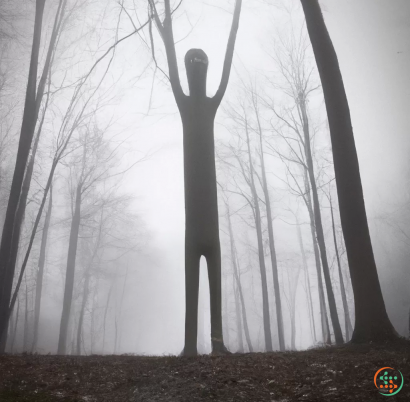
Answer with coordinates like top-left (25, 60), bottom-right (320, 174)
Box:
top-left (180, 97), bottom-right (219, 242)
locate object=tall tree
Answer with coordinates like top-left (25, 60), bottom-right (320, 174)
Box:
top-left (296, 218), bottom-right (316, 344)
top-left (328, 191), bottom-right (353, 341)
top-left (32, 184), bottom-right (53, 352)
top-left (149, 0), bottom-right (242, 356)
top-left (300, 0), bottom-right (397, 342)
top-left (263, 27), bottom-right (337, 344)
top-left (249, 86), bottom-right (285, 351)
top-left (224, 196), bottom-right (253, 353)
top-left (0, 0), bottom-right (47, 352)
top-left (298, 91), bottom-right (343, 344)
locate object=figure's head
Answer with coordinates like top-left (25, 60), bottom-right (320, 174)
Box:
top-left (185, 49), bottom-right (208, 97)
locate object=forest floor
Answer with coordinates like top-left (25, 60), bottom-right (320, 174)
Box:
top-left (0, 341), bottom-right (409, 401)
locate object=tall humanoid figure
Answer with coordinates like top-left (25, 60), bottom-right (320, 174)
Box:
top-left (150, 0), bottom-right (242, 356)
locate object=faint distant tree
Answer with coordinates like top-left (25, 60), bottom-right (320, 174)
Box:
top-left (272, 27), bottom-right (343, 344)
top-left (220, 104), bottom-right (273, 352)
top-left (58, 126), bottom-right (119, 355)
top-left (247, 83), bottom-right (285, 351)
top-left (222, 192), bottom-right (253, 353)
top-left (31, 184), bottom-right (53, 352)
top-left (149, 0), bottom-right (242, 356)
top-left (267, 138), bottom-right (331, 345)
top-left (263, 26), bottom-right (342, 344)
top-left (300, 0), bottom-right (397, 342)
top-left (0, 3), bottom-right (150, 349)
top-left (76, 207), bottom-right (104, 356)
top-left (282, 257), bottom-right (301, 350)
top-left (295, 217), bottom-right (316, 344)
top-left (9, 297), bottom-right (19, 353)
top-left (0, 0), bottom-right (69, 352)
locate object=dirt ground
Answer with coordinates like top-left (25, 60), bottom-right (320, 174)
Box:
top-left (1, 341), bottom-right (409, 401)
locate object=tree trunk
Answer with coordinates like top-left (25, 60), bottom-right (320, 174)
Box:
top-left (23, 283), bottom-right (29, 352)
top-left (329, 194), bottom-right (353, 341)
top-left (10, 297), bottom-right (19, 353)
top-left (288, 270), bottom-right (300, 351)
top-left (57, 184), bottom-right (82, 354)
top-left (0, 0), bottom-right (46, 354)
top-left (223, 275), bottom-right (230, 348)
top-left (76, 273), bottom-right (90, 355)
top-left (1, 126), bottom-right (43, 352)
top-left (114, 317), bottom-right (118, 354)
top-left (303, 169), bottom-right (331, 344)
top-left (254, 103), bottom-right (285, 351)
top-left (102, 282), bottom-right (113, 354)
top-left (296, 221), bottom-right (316, 344)
top-left (70, 309), bottom-right (77, 355)
top-left (300, 0), bottom-right (397, 342)
top-left (298, 95), bottom-right (344, 345)
top-left (233, 274), bottom-right (244, 352)
top-left (32, 184), bottom-right (53, 352)
top-left (245, 123), bottom-right (272, 352)
top-left (116, 263), bottom-right (129, 354)
top-left (225, 200), bottom-right (253, 352)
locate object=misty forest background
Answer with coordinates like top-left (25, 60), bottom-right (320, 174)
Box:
top-left (0, 0), bottom-right (409, 356)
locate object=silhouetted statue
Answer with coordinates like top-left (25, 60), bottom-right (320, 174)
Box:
top-left (149, 0), bottom-right (242, 356)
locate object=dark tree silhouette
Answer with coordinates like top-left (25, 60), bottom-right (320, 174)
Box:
top-left (0, 0), bottom-right (46, 352)
top-left (149, 0), bottom-right (242, 356)
top-left (32, 185), bottom-right (53, 352)
top-left (300, 0), bottom-right (397, 342)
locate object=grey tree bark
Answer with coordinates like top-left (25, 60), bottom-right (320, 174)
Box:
top-left (244, 123), bottom-right (273, 351)
top-left (300, 0), bottom-right (397, 342)
top-left (296, 220), bottom-right (316, 344)
top-left (329, 193), bottom-right (353, 341)
top-left (225, 199), bottom-right (253, 352)
top-left (76, 273), bottom-right (90, 355)
top-left (23, 284), bottom-right (29, 351)
top-left (0, 0), bottom-right (46, 353)
top-left (252, 92), bottom-right (285, 351)
top-left (298, 93), bottom-right (344, 345)
top-left (233, 269), bottom-right (244, 353)
top-left (303, 169), bottom-right (331, 344)
top-left (32, 184), bottom-right (53, 352)
top-left (57, 184), bottom-right (82, 355)
top-left (10, 297), bottom-right (19, 353)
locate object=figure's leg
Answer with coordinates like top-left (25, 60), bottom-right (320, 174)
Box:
top-left (205, 241), bottom-right (230, 354)
top-left (181, 241), bottom-right (200, 357)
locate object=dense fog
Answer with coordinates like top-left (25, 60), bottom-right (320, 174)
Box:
top-left (0, 0), bottom-right (409, 357)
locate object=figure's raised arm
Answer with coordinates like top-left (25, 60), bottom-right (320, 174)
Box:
top-left (149, 0), bottom-right (185, 106)
top-left (212, 0), bottom-right (242, 108)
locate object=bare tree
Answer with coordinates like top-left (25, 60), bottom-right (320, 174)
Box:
top-left (0, 0), bottom-right (48, 351)
top-left (247, 83), bottom-right (285, 351)
top-left (219, 104), bottom-right (273, 351)
top-left (282, 257), bottom-right (301, 350)
top-left (326, 189), bottom-right (353, 341)
top-left (31, 184), bottom-right (53, 352)
top-left (58, 126), bottom-right (121, 355)
top-left (223, 194), bottom-right (253, 353)
top-left (296, 217), bottom-right (316, 344)
top-left (262, 26), bottom-right (343, 343)
top-left (300, 0), bottom-right (397, 342)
